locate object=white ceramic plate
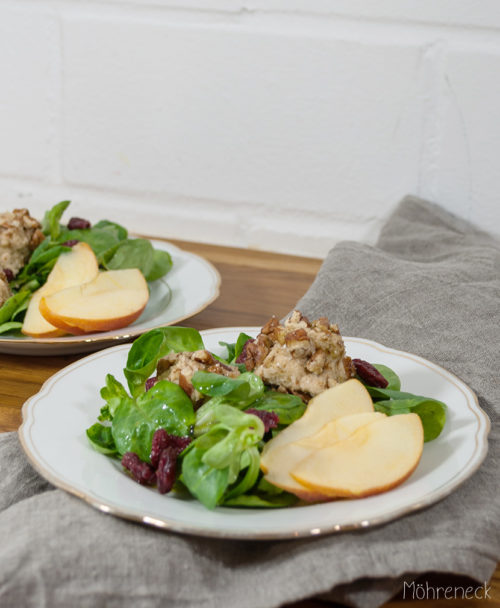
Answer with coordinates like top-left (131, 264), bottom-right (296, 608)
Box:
top-left (19, 328), bottom-right (490, 540)
top-left (0, 240), bottom-right (220, 355)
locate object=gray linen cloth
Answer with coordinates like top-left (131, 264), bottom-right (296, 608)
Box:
top-left (0, 196), bottom-right (498, 608)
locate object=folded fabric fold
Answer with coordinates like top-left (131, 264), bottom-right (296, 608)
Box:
top-left (1, 195), bottom-right (498, 608)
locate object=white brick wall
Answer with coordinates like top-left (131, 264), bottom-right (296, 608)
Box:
top-left (0, 8), bottom-right (59, 181)
top-left (1, 1), bottom-right (499, 257)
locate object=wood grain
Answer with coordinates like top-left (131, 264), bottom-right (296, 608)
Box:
top-left (0, 238), bottom-right (497, 607)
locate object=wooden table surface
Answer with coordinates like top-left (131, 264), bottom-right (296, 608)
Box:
top-left (0, 238), bottom-right (498, 607)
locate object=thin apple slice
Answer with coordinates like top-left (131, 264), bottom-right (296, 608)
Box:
top-left (260, 379), bottom-right (373, 474)
top-left (292, 413), bottom-right (424, 499)
top-left (22, 242), bottom-right (99, 337)
top-left (263, 443), bottom-right (331, 502)
top-left (297, 412), bottom-right (386, 448)
top-left (262, 411), bottom-right (384, 501)
top-left (39, 268), bottom-right (149, 335)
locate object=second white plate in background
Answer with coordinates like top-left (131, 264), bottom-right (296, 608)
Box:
top-left (0, 240), bottom-right (220, 355)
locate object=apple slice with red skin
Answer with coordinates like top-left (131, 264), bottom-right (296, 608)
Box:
top-left (262, 412), bottom-right (384, 501)
top-left (22, 242), bottom-right (99, 338)
top-left (291, 413), bottom-right (424, 499)
top-left (297, 411), bottom-right (386, 449)
top-left (260, 379), bottom-right (375, 500)
top-left (39, 268), bottom-right (149, 335)
top-left (260, 379), bottom-right (374, 473)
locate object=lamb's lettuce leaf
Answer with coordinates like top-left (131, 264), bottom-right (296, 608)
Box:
top-left (180, 440), bottom-right (229, 510)
top-left (219, 332), bottom-right (253, 365)
top-left (224, 477), bottom-right (299, 508)
top-left (223, 490), bottom-right (298, 508)
top-left (363, 364), bottom-right (447, 441)
top-left (191, 370), bottom-right (264, 407)
top-left (180, 405), bottom-right (265, 509)
top-left (124, 326), bottom-right (204, 397)
top-left (99, 373), bottom-right (131, 421)
top-left (249, 391), bottom-right (306, 425)
top-left (41, 200), bottom-right (71, 240)
top-left (111, 379), bottom-right (195, 463)
top-left (0, 321), bottom-right (23, 334)
top-left (147, 249), bottom-right (173, 281)
top-left (104, 238), bottom-right (155, 278)
top-left (58, 224), bottom-right (123, 260)
top-left (92, 219), bottom-right (128, 240)
top-left (374, 397), bottom-right (447, 442)
top-left (13, 242), bottom-right (72, 289)
top-left (86, 423), bottom-right (117, 455)
top-left (0, 291), bottom-right (31, 325)
top-left (222, 447), bottom-right (261, 500)
top-left (373, 364), bottom-right (401, 391)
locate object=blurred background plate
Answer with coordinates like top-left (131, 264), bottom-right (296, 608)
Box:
top-left (0, 240), bottom-right (220, 355)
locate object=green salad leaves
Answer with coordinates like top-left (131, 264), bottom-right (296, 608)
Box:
top-left (86, 326), bottom-right (448, 510)
top-left (124, 326), bottom-right (204, 397)
top-left (0, 200), bottom-right (173, 334)
top-left (361, 364), bottom-right (447, 442)
top-left (86, 326), bottom-right (305, 509)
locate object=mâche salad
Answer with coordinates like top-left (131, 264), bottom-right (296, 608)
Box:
top-left (86, 313), bottom-right (447, 510)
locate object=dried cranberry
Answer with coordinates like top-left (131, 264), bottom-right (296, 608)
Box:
top-left (235, 339), bottom-right (254, 364)
top-left (121, 452), bottom-right (156, 485)
top-left (67, 217), bottom-right (91, 230)
top-left (245, 409), bottom-right (279, 432)
top-left (168, 435), bottom-right (192, 455)
top-left (156, 446), bottom-right (178, 494)
top-left (150, 429), bottom-right (191, 468)
top-left (353, 359), bottom-right (389, 388)
top-left (2, 268), bottom-right (14, 282)
top-left (145, 376), bottom-right (159, 392)
top-left (61, 239), bottom-right (79, 247)
top-left (150, 429), bottom-right (169, 468)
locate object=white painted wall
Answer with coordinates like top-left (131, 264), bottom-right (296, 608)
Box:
top-left (1, 0), bottom-right (499, 258)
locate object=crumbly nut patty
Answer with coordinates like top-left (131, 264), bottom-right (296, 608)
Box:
top-left (0, 208), bottom-right (44, 277)
top-left (238, 311), bottom-right (354, 400)
top-left (156, 312), bottom-right (354, 404)
top-left (0, 269), bottom-right (12, 308)
top-left (157, 349), bottom-right (240, 404)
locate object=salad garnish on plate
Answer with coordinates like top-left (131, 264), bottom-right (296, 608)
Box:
top-left (86, 313), bottom-right (447, 510)
top-left (0, 201), bottom-right (172, 337)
